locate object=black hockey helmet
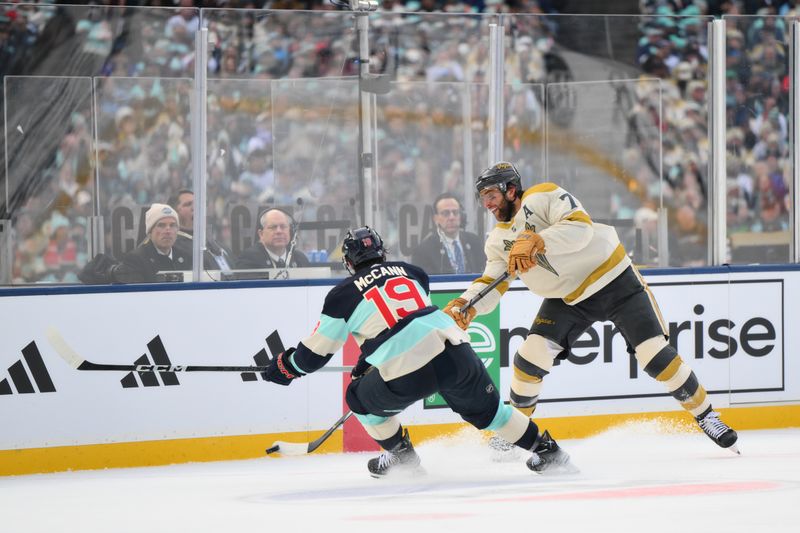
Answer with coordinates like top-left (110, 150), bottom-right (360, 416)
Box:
top-left (342, 226), bottom-right (386, 273)
top-left (475, 161), bottom-right (523, 198)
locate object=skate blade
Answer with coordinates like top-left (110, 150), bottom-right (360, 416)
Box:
top-left (532, 461), bottom-right (580, 476)
top-left (727, 443), bottom-right (741, 455)
top-left (370, 464), bottom-right (427, 480)
top-left (491, 448), bottom-right (526, 463)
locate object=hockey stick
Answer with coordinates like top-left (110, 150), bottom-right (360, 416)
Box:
top-left (459, 271), bottom-right (510, 316)
top-left (46, 327), bottom-right (352, 373)
top-left (266, 410), bottom-right (353, 456)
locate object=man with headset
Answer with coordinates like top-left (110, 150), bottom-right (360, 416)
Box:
top-left (235, 208), bottom-right (311, 269)
top-left (411, 192), bottom-right (486, 274)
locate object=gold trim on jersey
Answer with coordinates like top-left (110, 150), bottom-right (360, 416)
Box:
top-left (632, 265), bottom-right (668, 335)
top-left (473, 275), bottom-right (510, 295)
top-left (563, 244), bottom-right (627, 304)
top-left (522, 183), bottom-right (559, 199)
top-left (564, 211), bottom-right (592, 225)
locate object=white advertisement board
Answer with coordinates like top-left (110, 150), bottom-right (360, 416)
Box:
top-left (0, 268), bottom-right (797, 452)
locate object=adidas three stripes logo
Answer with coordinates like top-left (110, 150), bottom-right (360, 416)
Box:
top-left (121, 336), bottom-right (180, 389)
top-left (0, 341), bottom-right (56, 395)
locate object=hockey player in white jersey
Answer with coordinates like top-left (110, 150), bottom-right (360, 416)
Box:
top-left (261, 226), bottom-right (575, 477)
top-left (444, 162), bottom-right (739, 454)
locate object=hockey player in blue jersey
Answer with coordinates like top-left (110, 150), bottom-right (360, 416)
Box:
top-left (262, 226), bottom-right (574, 477)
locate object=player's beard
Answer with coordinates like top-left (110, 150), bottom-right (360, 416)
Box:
top-left (497, 197), bottom-right (514, 222)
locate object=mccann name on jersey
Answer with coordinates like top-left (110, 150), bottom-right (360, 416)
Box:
top-left (353, 265), bottom-right (410, 291)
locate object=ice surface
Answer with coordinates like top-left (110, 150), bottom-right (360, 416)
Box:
top-left (1, 424), bottom-right (798, 533)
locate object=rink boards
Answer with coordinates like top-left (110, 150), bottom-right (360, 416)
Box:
top-left (1, 266), bottom-right (799, 475)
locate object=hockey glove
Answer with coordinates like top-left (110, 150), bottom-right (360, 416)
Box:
top-left (507, 230), bottom-right (545, 277)
top-left (262, 348), bottom-right (301, 386)
top-left (350, 358), bottom-right (372, 382)
top-left (443, 297), bottom-right (476, 330)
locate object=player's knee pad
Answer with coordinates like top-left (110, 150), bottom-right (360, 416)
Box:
top-left (345, 380), bottom-right (368, 416)
top-left (512, 335), bottom-right (561, 401)
top-left (635, 336), bottom-right (678, 379)
top-left (514, 334), bottom-right (562, 377)
top-left (460, 387), bottom-right (503, 430)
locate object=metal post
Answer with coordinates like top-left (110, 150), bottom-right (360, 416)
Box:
top-left (0, 219), bottom-right (10, 284)
top-left (487, 20), bottom-right (504, 166)
top-left (486, 19), bottom-right (505, 233)
top-left (657, 80), bottom-right (668, 268)
top-left (192, 26), bottom-right (209, 282)
top-left (90, 77), bottom-right (104, 257)
top-left (356, 11), bottom-right (375, 228)
top-left (462, 81), bottom-right (476, 232)
top-left (708, 19), bottom-right (727, 265)
top-left (791, 21), bottom-right (800, 262)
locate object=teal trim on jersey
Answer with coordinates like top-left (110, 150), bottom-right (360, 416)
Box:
top-left (354, 412), bottom-right (389, 426)
top-left (346, 297), bottom-right (379, 332)
top-left (411, 279), bottom-right (433, 306)
top-left (316, 314), bottom-right (349, 342)
top-left (485, 402), bottom-right (513, 431)
top-left (288, 352), bottom-right (307, 375)
top-left (365, 311), bottom-right (454, 367)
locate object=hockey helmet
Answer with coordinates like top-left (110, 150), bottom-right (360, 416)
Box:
top-left (342, 226), bottom-right (386, 273)
top-left (475, 161), bottom-right (523, 197)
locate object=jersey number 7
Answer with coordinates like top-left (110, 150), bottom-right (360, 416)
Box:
top-left (364, 277), bottom-right (426, 327)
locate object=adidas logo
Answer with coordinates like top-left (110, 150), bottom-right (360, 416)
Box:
top-left (120, 336), bottom-right (180, 389)
top-left (0, 341), bottom-right (56, 395)
top-left (241, 330), bottom-right (285, 382)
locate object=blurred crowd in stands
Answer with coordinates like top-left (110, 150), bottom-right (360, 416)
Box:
top-left (0, 0), bottom-right (795, 283)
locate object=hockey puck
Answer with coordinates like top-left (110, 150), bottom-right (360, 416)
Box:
top-left (265, 445), bottom-right (280, 454)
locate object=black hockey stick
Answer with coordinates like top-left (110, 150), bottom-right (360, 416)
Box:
top-left (459, 271), bottom-right (510, 316)
top-left (266, 410), bottom-right (353, 456)
top-left (46, 327), bottom-right (352, 373)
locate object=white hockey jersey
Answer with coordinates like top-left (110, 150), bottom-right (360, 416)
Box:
top-left (461, 183), bottom-right (631, 314)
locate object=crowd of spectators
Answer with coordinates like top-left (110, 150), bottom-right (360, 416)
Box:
top-left (1, 0), bottom-right (796, 283)
top-left (629, 0), bottom-right (794, 265)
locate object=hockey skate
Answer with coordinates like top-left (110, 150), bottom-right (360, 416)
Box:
top-left (367, 429), bottom-right (424, 478)
top-left (526, 430), bottom-right (577, 474)
top-left (697, 409), bottom-right (740, 454)
top-left (488, 435), bottom-right (524, 463)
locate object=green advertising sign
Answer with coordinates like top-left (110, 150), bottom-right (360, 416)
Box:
top-left (425, 291), bottom-right (501, 408)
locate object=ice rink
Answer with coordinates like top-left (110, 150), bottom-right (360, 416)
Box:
top-left (1, 424), bottom-right (798, 533)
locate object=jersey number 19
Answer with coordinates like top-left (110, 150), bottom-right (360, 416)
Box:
top-left (363, 277), bottom-right (426, 327)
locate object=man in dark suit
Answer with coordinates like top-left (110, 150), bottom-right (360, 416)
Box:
top-left (411, 193), bottom-right (486, 274)
top-left (235, 208), bottom-right (311, 269)
top-left (168, 189), bottom-right (233, 271)
top-left (78, 203), bottom-right (191, 284)
top-left (117, 203), bottom-right (193, 283)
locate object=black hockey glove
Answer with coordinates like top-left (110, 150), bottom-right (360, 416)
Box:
top-left (262, 348), bottom-right (301, 386)
top-left (350, 358), bottom-right (372, 382)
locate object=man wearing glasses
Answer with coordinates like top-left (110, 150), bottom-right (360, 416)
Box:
top-left (411, 193), bottom-right (486, 275)
top-left (235, 208), bottom-right (311, 269)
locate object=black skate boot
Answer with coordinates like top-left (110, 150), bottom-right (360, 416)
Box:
top-left (697, 409), bottom-right (740, 454)
top-left (367, 429), bottom-right (424, 478)
top-left (526, 430), bottom-right (577, 474)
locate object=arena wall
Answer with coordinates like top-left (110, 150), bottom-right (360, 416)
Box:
top-left (1, 266), bottom-right (799, 475)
